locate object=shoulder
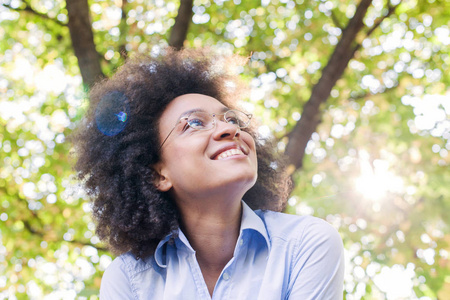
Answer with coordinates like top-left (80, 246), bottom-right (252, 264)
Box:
top-left (258, 212), bottom-right (345, 298)
top-left (256, 210), bottom-right (343, 251)
top-left (100, 253), bottom-right (134, 299)
top-left (101, 253), bottom-right (137, 286)
top-left (100, 252), bottom-right (158, 299)
top-left (100, 252), bottom-right (156, 298)
top-left (106, 252), bottom-right (155, 277)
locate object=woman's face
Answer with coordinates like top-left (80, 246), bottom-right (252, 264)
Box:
top-left (155, 94), bottom-right (257, 202)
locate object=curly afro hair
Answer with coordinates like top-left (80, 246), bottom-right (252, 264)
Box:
top-left (71, 48), bottom-right (291, 259)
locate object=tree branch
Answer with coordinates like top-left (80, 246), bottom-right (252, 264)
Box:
top-left (330, 10), bottom-right (343, 30)
top-left (66, 0), bottom-right (105, 87)
top-left (118, 0), bottom-right (129, 60)
top-left (285, 0), bottom-right (374, 172)
top-left (351, 87), bottom-right (397, 102)
top-left (22, 219), bottom-right (108, 252)
top-left (12, 192), bottom-right (109, 252)
top-left (367, 2), bottom-right (400, 39)
top-left (2, 2), bottom-right (67, 26)
top-left (169, 0), bottom-right (193, 50)
top-left (352, 1), bottom-right (402, 54)
top-left (23, 219), bottom-right (44, 236)
top-left (284, 0), bottom-right (402, 175)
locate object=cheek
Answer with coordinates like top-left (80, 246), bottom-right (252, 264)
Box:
top-left (163, 138), bottom-right (207, 168)
top-left (242, 133), bottom-right (257, 153)
top-left (248, 139), bottom-right (258, 173)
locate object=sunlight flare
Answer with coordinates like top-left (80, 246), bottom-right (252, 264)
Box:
top-left (354, 151), bottom-right (404, 201)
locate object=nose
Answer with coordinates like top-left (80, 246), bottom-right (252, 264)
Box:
top-left (212, 118), bottom-right (240, 140)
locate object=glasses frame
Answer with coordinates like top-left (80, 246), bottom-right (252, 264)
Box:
top-left (159, 109), bottom-right (252, 150)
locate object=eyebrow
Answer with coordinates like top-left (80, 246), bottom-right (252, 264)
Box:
top-left (178, 106), bottom-right (229, 119)
top-left (179, 108), bottom-right (205, 119)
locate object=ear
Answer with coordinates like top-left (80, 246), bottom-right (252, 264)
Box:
top-left (153, 162), bottom-right (173, 192)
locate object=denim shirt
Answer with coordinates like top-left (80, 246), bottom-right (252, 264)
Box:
top-left (100, 202), bottom-right (344, 300)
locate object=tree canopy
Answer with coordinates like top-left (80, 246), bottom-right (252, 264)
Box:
top-left (0, 0), bottom-right (449, 298)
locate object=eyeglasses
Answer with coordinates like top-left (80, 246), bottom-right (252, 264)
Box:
top-left (159, 109), bottom-right (252, 149)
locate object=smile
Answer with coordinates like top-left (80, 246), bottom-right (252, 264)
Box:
top-left (215, 148), bottom-right (245, 160)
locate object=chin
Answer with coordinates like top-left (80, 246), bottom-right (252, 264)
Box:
top-left (233, 173), bottom-right (257, 192)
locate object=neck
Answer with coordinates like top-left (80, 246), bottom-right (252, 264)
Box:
top-left (177, 197), bottom-right (242, 270)
top-left (174, 193), bottom-right (243, 296)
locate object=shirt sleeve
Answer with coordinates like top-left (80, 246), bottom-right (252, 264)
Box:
top-left (287, 217), bottom-right (345, 300)
top-left (100, 256), bottom-right (136, 300)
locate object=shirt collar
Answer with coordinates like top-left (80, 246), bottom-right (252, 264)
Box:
top-left (240, 201), bottom-right (271, 251)
top-left (154, 233), bottom-right (172, 268)
top-left (154, 200), bottom-right (270, 268)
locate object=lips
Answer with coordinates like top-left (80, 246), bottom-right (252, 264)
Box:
top-left (211, 144), bottom-right (248, 160)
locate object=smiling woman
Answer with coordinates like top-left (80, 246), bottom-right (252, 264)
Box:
top-left (71, 48), bottom-right (344, 299)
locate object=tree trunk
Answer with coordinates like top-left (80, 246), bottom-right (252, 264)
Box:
top-left (169, 0), bottom-right (194, 50)
top-left (284, 0), bottom-right (373, 172)
top-left (66, 0), bottom-right (104, 87)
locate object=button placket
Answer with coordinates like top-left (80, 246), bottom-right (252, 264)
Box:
top-left (188, 252), bottom-right (212, 299)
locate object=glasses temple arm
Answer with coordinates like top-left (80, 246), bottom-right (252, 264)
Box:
top-left (159, 118), bottom-right (185, 150)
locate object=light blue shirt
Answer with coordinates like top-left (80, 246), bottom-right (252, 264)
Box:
top-left (100, 202), bottom-right (344, 300)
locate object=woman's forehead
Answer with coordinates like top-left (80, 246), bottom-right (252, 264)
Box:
top-left (163, 94), bottom-right (228, 118)
top-left (179, 106), bottom-right (228, 118)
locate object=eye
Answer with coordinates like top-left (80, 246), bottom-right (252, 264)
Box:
top-left (189, 118), bottom-right (205, 127)
top-left (187, 117), bottom-right (208, 129)
top-left (225, 112), bottom-right (241, 126)
top-left (186, 112), bottom-right (212, 130)
top-left (225, 115), bottom-right (240, 125)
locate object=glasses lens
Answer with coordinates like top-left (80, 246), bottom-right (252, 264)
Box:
top-left (187, 112), bottom-right (214, 130)
top-left (225, 110), bottom-right (251, 128)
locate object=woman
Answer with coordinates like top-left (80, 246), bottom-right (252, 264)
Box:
top-left (73, 48), bottom-right (344, 299)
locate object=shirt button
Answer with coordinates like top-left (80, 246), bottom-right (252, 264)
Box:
top-left (239, 238), bottom-right (244, 246)
top-left (223, 272), bottom-right (230, 281)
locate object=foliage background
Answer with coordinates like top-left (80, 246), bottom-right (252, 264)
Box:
top-left (0, 0), bottom-right (449, 299)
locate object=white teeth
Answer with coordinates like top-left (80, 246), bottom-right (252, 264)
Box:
top-left (216, 148), bottom-right (244, 160)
